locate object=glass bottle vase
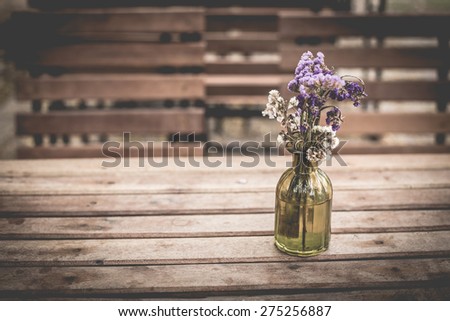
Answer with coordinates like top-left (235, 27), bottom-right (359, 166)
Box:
top-left (274, 152), bottom-right (332, 256)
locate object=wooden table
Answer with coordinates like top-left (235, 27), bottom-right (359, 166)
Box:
top-left (0, 154), bottom-right (449, 300)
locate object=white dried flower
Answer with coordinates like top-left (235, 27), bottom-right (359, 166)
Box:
top-left (288, 97), bottom-right (299, 110)
top-left (331, 136), bottom-right (339, 149)
top-left (277, 132), bottom-right (286, 144)
top-left (263, 90), bottom-right (287, 123)
top-left (306, 146), bottom-right (327, 163)
top-left (287, 113), bottom-right (300, 131)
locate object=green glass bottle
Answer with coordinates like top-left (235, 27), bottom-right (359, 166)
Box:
top-left (274, 152), bottom-right (332, 256)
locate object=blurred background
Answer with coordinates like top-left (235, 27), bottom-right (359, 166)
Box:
top-left (0, 0), bottom-right (449, 159)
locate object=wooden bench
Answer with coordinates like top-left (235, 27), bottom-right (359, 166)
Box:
top-left (203, 3), bottom-right (351, 138)
top-left (204, 3), bottom-right (350, 103)
top-left (278, 13), bottom-right (450, 153)
top-left (7, 6), bottom-right (450, 156)
top-left (7, 7), bottom-right (206, 158)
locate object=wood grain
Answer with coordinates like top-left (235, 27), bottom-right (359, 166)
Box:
top-left (206, 75), bottom-right (449, 101)
top-left (0, 188), bottom-right (449, 216)
top-left (0, 210), bottom-right (448, 239)
top-left (16, 74), bottom-right (205, 100)
top-left (16, 43), bottom-right (205, 71)
top-left (332, 113), bottom-right (450, 135)
top-left (0, 154), bottom-right (448, 300)
top-left (11, 9), bottom-right (205, 34)
top-left (1, 231), bottom-right (449, 266)
top-left (280, 14), bottom-right (450, 38)
top-left (2, 169), bottom-right (450, 195)
top-left (1, 155), bottom-right (448, 176)
top-left (281, 46), bottom-right (448, 69)
top-left (206, 61), bottom-right (279, 74)
top-left (16, 109), bottom-right (205, 135)
top-left (0, 258), bottom-right (448, 295)
top-left (206, 32), bottom-right (277, 53)
top-left (16, 145), bottom-right (205, 159)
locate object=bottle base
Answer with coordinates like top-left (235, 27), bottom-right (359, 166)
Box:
top-left (274, 239), bottom-right (329, 257)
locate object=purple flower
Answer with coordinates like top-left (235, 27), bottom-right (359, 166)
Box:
top-left (326, 107), bottom-right (343, 132)
top-left (278, 51), bottom-right (367, 147)
top-left (288, 79), bottom-right (298, 92)
top-left (331, 123), bottom-right (341, 131)
top-left (344, 81), bottom-right (367, 107)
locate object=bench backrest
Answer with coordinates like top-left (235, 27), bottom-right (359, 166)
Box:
top-left (278, 13), bottom-right (450, 153)
top-left (8, 8), bottom-right (206, 159)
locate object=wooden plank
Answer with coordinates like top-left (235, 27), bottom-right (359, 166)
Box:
top-left (207, 75), bottom-right (449, 101)
top-left (339, 144), bottom-right (450, 155)
top-left (0, 210), bottom-right (448, 239)
top-left (206, 74), bottom-right (280, 87)
top-left (278, 76), bottom-right (450, 101)
top-left (206, 32), bottom-right (277, 53)
top-left (16, 109), bottom-right (205, 135)
top-left (27, 1), bottom-right (350, 11)
top-left (2, 169), bottom-right (450, 195)
top-left (0, 231), bottom-right (449, 266)
top-left (333, 113), bottom-right (450, 134)
top-left (1, 155), bottom-right (449, 176)
top-left (206, 95), bottom-right (267, 105)
top-left (201, 287), bottom-right (450, 301)
top-left (5, 287), bottom-right (448, 300)
top-left (0, 258), bottom-right (448, 295)
top-left (0, 188), bottom-right (449, 216)
top-left (280, 46), bottom-right (448, 70)
top-left (16, 144), bottom-right (205, 159)
top-left (210, 81), bottom-right (450, 101)
top-left (206, 74), bottom-right (280, 97)
top-left (16, 74), bottom-right (205, 100)
top-left (16, 43), bottom-right (205, 70)
top-left (280, 14), bottom-right (450, 38)
top-left (207, 14), bottom-right (277, 32)
top-left (11, 9), bottom-right (205, 34)
top-left (206, 62), bottom-right (279, 74)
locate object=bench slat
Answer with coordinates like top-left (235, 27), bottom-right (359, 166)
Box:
top-left (280, 14), bottom-right (450, 38)
top-left (206, 32), bottom-right (277, 53)
top-left (1, 210), bottom-right (448, 239)
top-left (206, 62), bottom-right (279, 74)
top-left (11, 9), bottom-right (205, 34)
top-left (206, 75), bottom-right (449, 101)
top-left (16, 75), bottom-right (205, 100)
top-left (15, 43), bottom-right (205, 71)
top-left (28, 0), bottom-right (350, 10)
top-left (207, 14), bottom-right (277, 32)
top-left (0, 258), bottom-right (447, 295)
top-left (16, 144), bottom-right (204, 159)
top-left (2, 168), bottom-right (449, 194)
top-left (0, 231), bottom-right (449, 266)
top-left (339, 144), bottom-right (450, 154)
top-left (16, 109), bottom-right (205, 135)
top-left (281, 46), bottom-right (448, 69)
top-left (337, 113), bottom-right (450, 134)
top-left (1, 188), bottom-right (449, 215)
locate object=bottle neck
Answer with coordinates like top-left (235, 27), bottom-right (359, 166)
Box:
top-left (292, 152), bottom-right (318, 174)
